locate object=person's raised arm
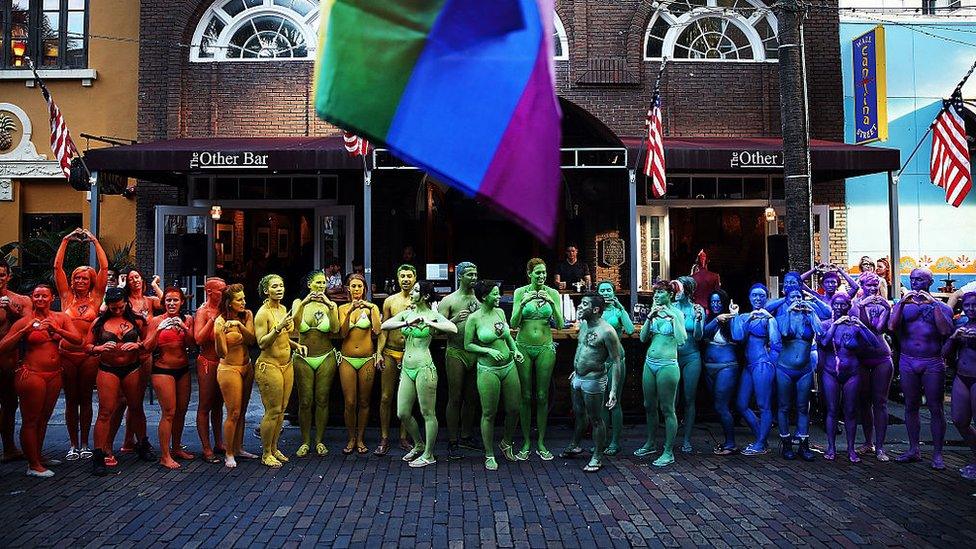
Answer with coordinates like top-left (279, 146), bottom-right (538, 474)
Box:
top-left (53, 231), bottom-right (76, 300)
top-left (87, 231), bottom-right (109, 304)
top-left (510, 287), bottom-right (526, 327)
top-left (617, 300), bottom-right (635, 336)
top-left (889, 297), bottom-right (908, 332)
top-left (943, 329), bottom-right (962, 367)
top-left (380, 311), bottom-right (409, 331)
top-left (142, 316), bottom-right (162, 352)
top-left (239, 310), bottom-right (257, 346)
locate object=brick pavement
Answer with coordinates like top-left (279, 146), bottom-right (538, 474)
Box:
top-left (0, 410), bottom-right (974, 548)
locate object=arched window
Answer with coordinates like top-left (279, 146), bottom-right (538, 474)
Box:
top-left (553, 13), bottom-right (568, 61)
top-left (643, 0), bottom-right (778, 62)
top-left (190, 0), bottom-right (319, 62)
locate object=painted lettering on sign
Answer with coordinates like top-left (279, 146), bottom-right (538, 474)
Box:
top-left (598, 237), bottom-right (626, 268)
top-left (730, 150), bottom-right (783, 169)
top-left (190, 151), bottom-right (269, 169)
top-left (852, 26), bottom-right (888, 144)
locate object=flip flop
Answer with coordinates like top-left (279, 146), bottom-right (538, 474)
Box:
top-left (374, 439), bottom-right (390, 456)
top-left (356, 444), bottom-right (369, 455)
top-left (634, 446), bottom-right (658, 458)
top-left (559, 448), bottom-right (584, 459)
top-left (408, 456), bottom-right (436, 468)
top-left (342, 444), bottom-right (355, 455)
top-left (582, 463), bottom-right (602, 473)
top-left (201, 452), bottom-right (222, 464)
top-left (712, 446), bottom-right (737, 456)
top-left (537, 449), bottom-right (554, 461)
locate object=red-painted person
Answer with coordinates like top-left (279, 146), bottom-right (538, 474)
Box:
top-left (0, 260), bottom-right (30, 462)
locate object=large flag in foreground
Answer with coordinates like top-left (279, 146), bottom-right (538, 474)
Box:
top-left (314, 0), bottom-right (561, 242)
top-left (930, 92), bottom-right (972, 207)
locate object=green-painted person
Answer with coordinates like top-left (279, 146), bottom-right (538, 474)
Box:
top-left (635, 280), bottom-right (687, 467)
top-left (464, 281), bottom-right (523, 471)
top-left (290, 270), bottom-right (339, 457)
top-left (559, 294), bottom-right (622, 472)
top-left (511, 258), bottom-right (564, 460)
top-left (675, 276), bottom-right (705, 453)
top-left (597, 280), bottom-right (634, 455)
top-left (380, 281), bottom-right (457, 468)
top-left (437, 262), bottom-right (482, 459)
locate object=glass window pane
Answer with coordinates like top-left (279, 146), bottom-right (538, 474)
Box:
top-left (692, 177), bottom-right (717, 199)
top-left (215, 178), bottom-right (238, 200)
top-left (274, 0), bottom-right (315, 17)
top-left (320, 215), bottom-right (347, 270)
top-left (292, 177), bottom-right (317, 200)
top-left (68, 0), bottom-right (86, 9)
top-left (199, 17), bottom-right (225, 58)
top-left (266, 178), bottom-right (291, 199)
top-left (43, 0), bottom-right (59, 10)
top-left (717, 177), bottom-right (743, 199)
top-left (743, 177), bottom-right (767, 199)
top-left (666, 176), bottom-right (691, 199)
top-left (771, 177), bottom-right (785, 199)
top-left (239, 177), bottom-right (265, 199)
top-left (227, 15), bottom-right (308, 59)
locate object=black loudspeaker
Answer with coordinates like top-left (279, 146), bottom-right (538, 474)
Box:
top-left (767, 234), bottom-right (789, 278)
top-left (174, 233), bottom-right (208, 276)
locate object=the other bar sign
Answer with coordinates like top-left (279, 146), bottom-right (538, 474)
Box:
top-left (852, 25), bottom-right (888, 145)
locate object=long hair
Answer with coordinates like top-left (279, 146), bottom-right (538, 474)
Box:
top-left (121, 268), bottom-right (144, 298)
top-left (219, 283), bottom-right (246, 321)
top-left (91, 287), bottom-right (143, 340)
top-left (414, 280), bottom-right (435, 306)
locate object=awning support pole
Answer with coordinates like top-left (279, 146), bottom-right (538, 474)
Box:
top-left (89, 170), bottom-right (100, 266)
top-left (628, 168), bottom-right (639, 313)
top-left (364, 166), bottom-right (373, 299)
top-left (887, 170), bottom-right (900, 298)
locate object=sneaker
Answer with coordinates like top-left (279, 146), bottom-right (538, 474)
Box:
top-left (79, 447), bottom-right (93, 459)
top-left (65, 448), bottom-right (81, 461)
top-left (26, 467), bottom-right (54, 478)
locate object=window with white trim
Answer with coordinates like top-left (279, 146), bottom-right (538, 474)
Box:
top-left (190, 0), bottom-right (318, 61)
top-left (643, 0), bottom-right (778, 62)
top-left (553, 13), bottom-right (568, 61)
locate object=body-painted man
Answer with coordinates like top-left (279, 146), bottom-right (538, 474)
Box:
top-left (381, 281), bottom-right (457, 467)
top-left (375, 264), bottom-right (417, 455)
top-left (943, 292), bottom-right (976, 479)
top-left (732, 283), bottom-right (781, 455)
top-left (437, 262), bottom-right (482, 459)
top-left (511, 258), bottom-right (564, 460)
top-left (703, 290), bottom-right (739, 454)
top-left (635, 280), bottom-right (687, 467)
top-left (675, 276), bottom-right (704, 453)
top-left (889, 268), bottom-right (954, 469)
top-left (819, 293), bottom-right (881, 462)
top-left (0, 261), bottom-right (29, 462)
top-left (851, 271), bottom-right (894, 461)
top-left (597, 281), bottom-right (634, 455)
top-left (559, 294), bottom-right (621, 472)
top-left (194, 277), bottom-right (227, 463)
top-left (464, 281), bottom-right (522, 470)
top-left (775, 289), bottom-right (823, 461)
top-left (690, 250), bottom-right (721, 309)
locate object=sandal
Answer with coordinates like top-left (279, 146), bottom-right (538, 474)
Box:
top-left (65, 447), bottom-right (81, 461)
top-left (402, 446), bottom-right (424, 462)
top-left (316, 443), bottom-right (328, 456)
top-left (296, 444), bottom-right (310, 458)
top-left (582, 462), bottom-right (602, 473)
top-left (104, 454), bottom-right (118, 467)
top-left (356, 443), bottom-right (369, 455)
top-left (536, 449), bottom-right (554, 461)
top-left (342, 442), bottom-right (356, 455)
top-left (79, 447), bottom-right (93, 459)
top-left (485, 457), bottom-right (498, 471)
top-left (373, 438), bottom-right (390, 456)
top-left (408, 456), bottom-right (436, 468)
top-left (712, 446), bottom-right (737, 456)
top-left (202, 452), bottom-right (222, 464)
top-left (559, 447), bottom-right (584, 459)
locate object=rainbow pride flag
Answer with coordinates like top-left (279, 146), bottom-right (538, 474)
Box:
top-left (314, 0), bottom-right (561, 242)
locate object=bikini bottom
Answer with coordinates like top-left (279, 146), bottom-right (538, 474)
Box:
top-left (342, 355), bottom-right (375, 371)
top-left (99, 362), bottom-right (141, 381)
top-left (572, 373), bottom-right (608, 395)
top-left (477, 360), bottom-right (515, 381)
top-left (152, 366), bottom-right (190, 380)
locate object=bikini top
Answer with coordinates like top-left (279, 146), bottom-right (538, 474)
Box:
top-left (157, 322), bottom-right (187, 347)
top-left (349, 308), bottom-right (372, 330)
top-left (402, 322), bottom-right (431, 339)
top-left (66, 298), bottom-right (98, 323)
top-left (649, 316), bottom-right (674, 336)
top-left (476, 310), bottom-right (508, 344)
top-left (300, 310), bottom-right (331, 333)
top-left (522, 295), bottom-right (553, 320)
top-left (26, 325), bottom-right (57, 345)
top-left (99, 324), bottom-right (141, 344)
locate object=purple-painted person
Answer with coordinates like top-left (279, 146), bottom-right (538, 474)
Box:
top-left (775, 289), bottom-right (823, 461)
top-left (889, 268), bottom-right (954, 469)
top-left (731, 283), bottom-right (781, 455)
top-left (818, 293), bottom-right (882, 462)
top-left (850, 271), bottom-right (894, 461)
top-left (801, 264), bottom-right (859, 312)
top-left (942, 292), bottom-right (976, 479)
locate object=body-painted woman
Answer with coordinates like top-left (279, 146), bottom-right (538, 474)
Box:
top-left (635, 280), bottom-right (687, 467)
top-left (674, 276), bottom-right (704, 453)
top-left (597, 280), bottom-right (634, 455)
top-left (0, 285), bottom-right (82, 477)
top-left (702, 290), bottom-right (739, 454)
top-left (819, 293), bottom-right (881, 462)
top-left (732, 283), bottom-right (781, 455)
top-left (214, 283), bottom-right (257, 468)
top-left (766, 271), bottom-right (830, 319)
top-left (88, 288), bottom-right (152, 475)
top-left (143, 288), bottom-right (195, 469)
top-left (511, 258), bottom-right (563, 460)
top-left (464, 281), bottom-right (523, 470)
top-left (291, 270), bottom-right (339, 457)
top-left (801, 264), bottom-right (859, 307)
top-left (438, 262), bottom-right (482, 459)
top-left (382, 281), bottom-right (457, 467)
top-left (943, 292), bottom-right (976, 479)
top-left (54, 228), bottom-right (108, 460)
top-left (337, 274), bottom-right (382, 454)
top-left (775, 289), bottom-right (823, 460)
top-left (851, 271), bottom-right (894, 461)
top-left (889, 268), bottom-right (954, 469)
top-left (375, 264), bottom-right (417, 455)
top-left (254, 274), bottom-right (302, 468)
top-left (194, 277), bottom-right (226, 463)
top-left (0, 261), bottom-right (30, 463)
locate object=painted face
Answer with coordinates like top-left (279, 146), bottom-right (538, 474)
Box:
top-left (484, 286), bottom-right (501, 308)
top-left (529, 264), bottom-right (547, 286)
top-left (460, 267), bottom-right (478, 288)
top-left (164, 292), bottom-right (183, 315)
top-left (566, 247), bottom-right (578, 263)
top-left (309, 273), bottom-right (326, 293)
top-left (398, 268), bottom-right (416, 293)
top-left (266, 276), bottom-right (285, 301)
top-left (598, 282), bottom-right (614, 301)
top-left (576, 296), bottom-right (595, 320)
top-left (709, 293), bottom-right (724, 315)
top-left (910, 270), bottom-right (932, 292)
top-left (783, 274), bottom-right (801, 294)
top-left (348, 278), bottom-right (365, 300)
top-left (230, 291), bottom-right (246, 313)
top-left (206, 279), bottom-right (227, 302)
top-left (72, 270), bottom-right (92, 293)
top-left (128, 271), bottom-right (144, 293)
top-left (30, 287), bottom-right (52, 310)
top-left (862, 277), bottom-right (880, 297)
top-left (750, 287), bottom-right (768, 310)
top-left (409, 284), bottom-right (422, 305)
top-left (822, 275), bottom-right (839, 294)
top-left (107, 300), bottom-right (126, 316)
top-left (962, 295), bottom-right (976, 320)
top-left (653, 289), bottom-right (671, 306)
top-left (832, 296), bottom-right (851, 318)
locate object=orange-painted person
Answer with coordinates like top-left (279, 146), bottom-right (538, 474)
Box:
top-left (144, 287), bottom-right (196, 469)
top-left (194, 277), bottom-right (227, 463)
top-left (214, 283), bottom-right (258, 468)
top-left (54, 228), bottom-right (108, 462)
top-left (0, 260), bottom-right (31, 462)
top-left (337, 274), bottom-right (382, 455)
top-left (0, 284), bottom-right (82, 477)
top-left (87, 288), bottom-right (153, 476)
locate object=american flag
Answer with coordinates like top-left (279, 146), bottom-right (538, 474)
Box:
top-left (644, 82), bottom-right (666, 198)
top-left (39, 80), bottom-right (77, 180)
top-left (930, 93), bottom-right (972, 207)
top-left (343, 131), bottom-right (369, 157)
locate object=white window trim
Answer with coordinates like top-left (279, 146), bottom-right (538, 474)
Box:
top-left (190, 0), bottom-right (319, 62)
top-left (643, 2), bottom-right (779, 63)
top-left (553, 13), bottom-right (569, 61)
top-left (0, 68), bottom-right (97, 86)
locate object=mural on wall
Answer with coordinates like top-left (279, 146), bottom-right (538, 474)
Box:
top-left (841, 21), bottom-right (976, 287)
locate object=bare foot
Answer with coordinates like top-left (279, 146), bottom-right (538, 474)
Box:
top-left (239, 450), bottom-right (259, 460)
top-left (225, 456), bottom-right (237, 468)
top-left (172, 449), bottom-right (194, 460)
top-left (160, 457), bottom-right (181, 470)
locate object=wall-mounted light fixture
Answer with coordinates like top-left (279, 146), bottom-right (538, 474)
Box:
top-left (210, 205), bottom-right (222, 220)
top-left (764, 206), bottom-right (777, 223)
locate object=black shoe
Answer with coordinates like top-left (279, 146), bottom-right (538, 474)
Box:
top-left (92, 449), bottom-right (108, 477)
top-left (780, 435), bottom-right (796, 460)
top-left (797, 437), bottom-right (816, 462)
top-left (458, 436), bottom-right (483, 451)
top-left (136, 437), bottom-right (157, 462)
top-left (448, 442), bottom-right (462, 460)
